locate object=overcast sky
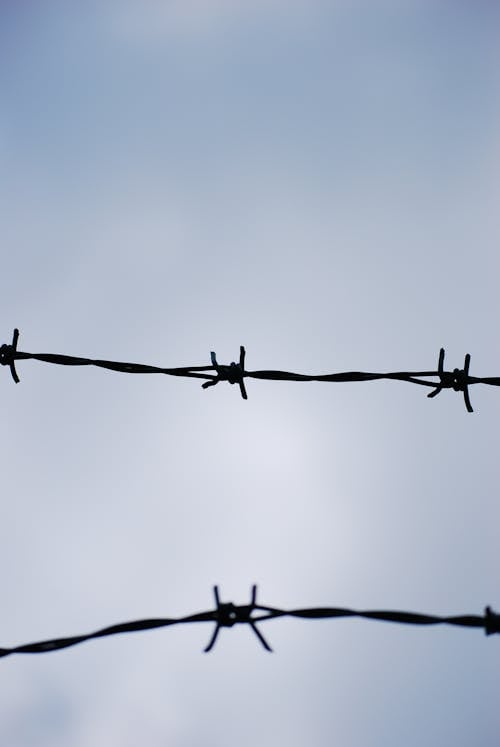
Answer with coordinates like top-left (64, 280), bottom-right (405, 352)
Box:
top-left (1, 1), bottom-right (499, 745)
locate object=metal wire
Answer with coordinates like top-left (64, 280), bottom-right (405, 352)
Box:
top-left (2, 329), bottom-right (500, 410)
top-left (1, 586), bottom-right (498, 658)
top-left (2, 331), bottom-right (497, 665)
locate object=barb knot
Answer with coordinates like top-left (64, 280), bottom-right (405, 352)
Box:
top-left (201, 346), bottom-right (248, 399)
top-left (0, 329), bottom-right (20, 383)
top-left (427, 348), bottom-right (473, 412)
top-left (484, 606), bottom-right (500, 635)
top-left (204, 585), bottom-right (272, 652)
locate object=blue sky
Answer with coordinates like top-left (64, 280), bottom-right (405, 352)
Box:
top-left (1, 2), bottom-right (499, 745)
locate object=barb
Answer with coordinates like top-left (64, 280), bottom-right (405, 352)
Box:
top-left (204, 585), bottom-right (272, 651)
top-left (3, 328), bottom-right (500, 410)
top-left (0, 328), bottom-right (20, 383)
top-left (0, 587), bottom-right (498, 659)
top-left (427, 348), bottom-right (473, 412)
top-left (202, 347), bottom-right (247, 400)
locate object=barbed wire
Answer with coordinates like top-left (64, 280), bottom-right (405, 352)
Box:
top-left (0, 586), bottom-right (498, 659)
top-left (2, 329), bottom-right (500, 411)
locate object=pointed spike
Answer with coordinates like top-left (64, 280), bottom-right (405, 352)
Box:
top-left (250, 622), bottom-right (273, 652)
top-left (438, 348), bottom-right (445, 372)
top-left (213, 586), bottom-right (221, 607)
top-left (203, 626), bottom-right (220, 653)
top-left (463, 353), bottom-right (471, 376)
top-left (463, 388), bottom-right (473, 413)
top-left (251, 585), bottom-right (257, 605)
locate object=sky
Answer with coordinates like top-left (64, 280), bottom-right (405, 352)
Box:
top-left (1, 1), bottom-right (499, 745)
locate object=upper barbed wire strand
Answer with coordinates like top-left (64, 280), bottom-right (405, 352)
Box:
top-left (2, 329), bottom-right (500, 410)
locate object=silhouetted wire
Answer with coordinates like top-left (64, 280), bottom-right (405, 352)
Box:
top-left (1, 586), bottom-right (498, 658)
top-left (2, 329), bottom-right (500, 410)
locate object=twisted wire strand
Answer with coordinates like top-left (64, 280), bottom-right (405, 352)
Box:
top-left (2, 328), bottom-right (500, 410)
top-left (1, 586), bottom-right (498, 658)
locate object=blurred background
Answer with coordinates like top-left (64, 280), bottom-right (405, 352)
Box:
top-left (0, 1), bottom-right (499, 745)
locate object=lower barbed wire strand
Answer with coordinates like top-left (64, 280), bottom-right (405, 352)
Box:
top-left (0, 597), bottom-right (497, 659)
